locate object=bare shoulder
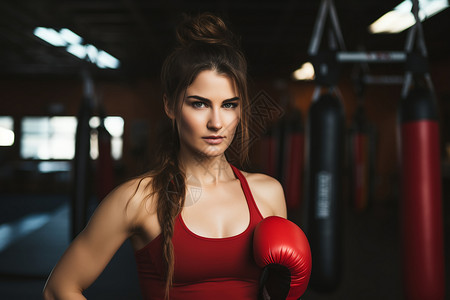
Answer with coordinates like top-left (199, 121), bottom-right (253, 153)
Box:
top-left (100, 175), bottom-right (156, 229)
top-left (241, 171), bottom-right (287, 218)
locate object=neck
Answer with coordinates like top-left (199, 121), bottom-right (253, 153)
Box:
top-left (178, 151), bottom-right (233, 187)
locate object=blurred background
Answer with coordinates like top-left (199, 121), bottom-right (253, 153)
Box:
top-left (0, 0), bottom-right (449, 299)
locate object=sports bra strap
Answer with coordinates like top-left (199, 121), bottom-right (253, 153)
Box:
top-left (230, 164), bottom-right (264, 222)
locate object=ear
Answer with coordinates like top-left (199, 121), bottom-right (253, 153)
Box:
top-left (163, 94), bottom-right (175, 120)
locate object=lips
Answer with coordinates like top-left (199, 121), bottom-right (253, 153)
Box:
top-left (202, 136), bottom-right (224, 145)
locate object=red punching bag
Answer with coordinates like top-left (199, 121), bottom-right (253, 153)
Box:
top-left (352, 133), bottom-right (368, 211)
top-left (96, 120), bottom-right (115, 201)
top-left (350, 106), bottom-right (370, 212)
top-left (260, 126), bottom-right (279, 178)
top-left (399, 87), bottom-right (445, 300)
top-left (284, 111), bottom-right (304, 210)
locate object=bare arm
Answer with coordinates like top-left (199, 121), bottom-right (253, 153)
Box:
top-left (246, 173), bottom-right (288, 219)
top-left (43, 181), bottom-right (142, 300)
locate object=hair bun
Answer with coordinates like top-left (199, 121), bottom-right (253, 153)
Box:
top-left (176, 13), bottom-right (235, 47)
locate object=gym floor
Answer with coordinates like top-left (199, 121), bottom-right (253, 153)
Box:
top-left (0, 182), bottom-right (448, 300)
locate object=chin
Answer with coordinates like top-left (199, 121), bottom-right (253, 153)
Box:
top-left (199, 145), bottom-right (227, 158)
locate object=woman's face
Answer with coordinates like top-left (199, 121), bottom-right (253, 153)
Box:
top-left (175, 69), bottom-right (240, 158)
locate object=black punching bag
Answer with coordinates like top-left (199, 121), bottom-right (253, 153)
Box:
top-left (399, 87), bottom-right (445, 300)
top-left (306, 93), bottom-right (344, 292)
top-left (72, 95), bottom-right (92, 239)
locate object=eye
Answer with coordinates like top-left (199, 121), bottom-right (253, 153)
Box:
top-left (192, 101), bottom-right (207, 108)
top-left (223, 102), bottom-right (238, 109)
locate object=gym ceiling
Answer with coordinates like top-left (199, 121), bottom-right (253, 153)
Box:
top-left (1, 0), bottom-right (449, 79)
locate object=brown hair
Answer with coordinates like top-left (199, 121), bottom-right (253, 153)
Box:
top-left (141, 12), bottom-right (250, 299)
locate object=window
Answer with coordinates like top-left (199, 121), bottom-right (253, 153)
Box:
top-left (89, 116), bottom-right (124, 160)
top-left (0, 116), bottom-right (14, 146)
top-left (20, 116), bottom-right (124, 160)
top-left (21, 117), bottom-right (76, 159)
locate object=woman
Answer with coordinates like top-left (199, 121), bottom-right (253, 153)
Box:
top-left (43, 13), bottom-right (291, 300)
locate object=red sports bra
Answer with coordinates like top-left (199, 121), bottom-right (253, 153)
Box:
top-left (134, 165), bottom-right (264, 299)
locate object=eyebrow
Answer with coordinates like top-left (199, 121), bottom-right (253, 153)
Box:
top-left (186, 95), bottom-right (240, 103)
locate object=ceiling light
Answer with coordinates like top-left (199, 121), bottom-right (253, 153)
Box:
top-left (292, 62), bottom-right (315, 81)
top-left (34, 27), bottom-right (67, 47)
top-left (369, 10), bottom-right (416, 34)
top-left (369, 0), bottom-right (449, 34)
top-left (34, 27), bottom-right (120, 69)
top-left (96, 51), bottom-right (120, 69)
top-left (85, 44), bottom-right (99, 63)
top-left (66, 44), bottom-right (87, 59)
top-left (59, 28), bottom-right (83, 45)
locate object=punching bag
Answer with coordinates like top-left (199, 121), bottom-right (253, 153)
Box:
top-left (96, 119), bottom-right (115, 201)
top-left (350, 106), bottom-right (370, 212)
top-left (72, 95), bottom-right (92, 239)
top-left (284, 111), bottom-right (304, 210)
top-left (306, 93), bottom-right (344, 292)
top-left (260, 125), bottom-right (280, 178)
top-left (399, 87), bottom-right (445, 300)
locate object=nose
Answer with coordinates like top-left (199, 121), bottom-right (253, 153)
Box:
top-left (207, 108), bottom-right (223, 131)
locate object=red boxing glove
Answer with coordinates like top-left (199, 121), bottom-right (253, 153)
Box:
top-left (253, 216), bottom-right (312, 300)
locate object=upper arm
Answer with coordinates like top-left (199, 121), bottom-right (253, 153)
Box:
top-left (44, 179), bottom-right (145, 296)
top-left (247, 173), bottom-right (287, 219)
